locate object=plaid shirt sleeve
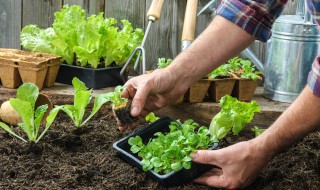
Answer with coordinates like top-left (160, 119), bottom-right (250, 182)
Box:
top-left (308, 57), bottom-right (320, 97)
top-left (216, 0), bottom-right (288, 42)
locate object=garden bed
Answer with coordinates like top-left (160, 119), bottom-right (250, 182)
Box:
top-left (0, 107), bottom-right (319, 189)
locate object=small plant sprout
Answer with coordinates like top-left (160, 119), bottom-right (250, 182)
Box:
top-left (101, 85), bottom-right (139, 129)
top-left (145, 112), bottom-right (159, 123)
top-left (128, 120), bottom-right (217, 174)
top-left (227, 56), bottom-right (242, 73)
top-left (208, 64), bottom-right (231, 79)
top-left (59, 77), bottom-right (111, 127)
top-left (157, 58), bottom-right (173, 69)
top-left (240, 60), bottom-right (263, 80)
top-left (251, 126), bottom-right (266, 137)
top-left (0, 83), bottom-right (60, 143)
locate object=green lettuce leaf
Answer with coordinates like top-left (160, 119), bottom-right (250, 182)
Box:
top-left (209, 95), bottom-right (260, 139)
top-left (20, 25), bottom-right (56, 54)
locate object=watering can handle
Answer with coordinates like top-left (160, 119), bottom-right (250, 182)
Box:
top-left (147, 0), bottom-right (165, 21)
top-left (182, 0), bottom-right (198, 42)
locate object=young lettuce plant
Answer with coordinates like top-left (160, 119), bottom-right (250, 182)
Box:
top-left (208, 64), bottom-right (231, 79)
top-left (251, 126), bottom-right (266, 137)
top-left (128, 120), bottom-right (217, 174)
top-left (209, 95), bottom-right (261, 139)
top-left (105, 86), bottom-right (139, 129)
top-left (157, 58), bottom-right (172, 69)
top-left (0, 83), bottom-right (60, 143)
top-left (240, 60), bottom-right (263, 80)
top-left (145, 112), bottom-right (159, 123)
top-left (59, 77), bottom-right (111, 127)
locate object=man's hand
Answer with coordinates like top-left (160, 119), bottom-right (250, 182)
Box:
top-left (191, 140), bottom-right (273, 189)
top-left (119, 68), bottom-right (188, 131)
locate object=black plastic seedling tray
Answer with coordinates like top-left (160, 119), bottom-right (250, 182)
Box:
top-left (113, 117), bottom-right (219, 187)
top-left (56, 64), bottom-right (123, 89)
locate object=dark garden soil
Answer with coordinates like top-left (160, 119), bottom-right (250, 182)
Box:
top-left (0, 108), bottom-right (319, 190)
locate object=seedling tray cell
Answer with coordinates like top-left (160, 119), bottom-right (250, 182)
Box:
top-left (113, 117), bottom-right (219, 187)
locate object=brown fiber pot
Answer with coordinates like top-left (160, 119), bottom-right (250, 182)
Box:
top-left (18, 57), bottom-right (48, 90)
top-left (175, 95), bottom-right (185, 104)
top-left (208, 78), bottom-right (236, 102)
top-left (232, 79), bottom-right (259, 102)
top-left (188, 79), bottom-right (211, 103)
top-left (0, 59), bottom-right (22, 88)
top-left (34, 53), bottom-right (61, 87)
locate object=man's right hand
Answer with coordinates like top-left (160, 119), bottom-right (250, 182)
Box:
top-left (120, 68), bottom-right (188, 131)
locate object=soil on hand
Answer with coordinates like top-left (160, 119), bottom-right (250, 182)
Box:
top-left (0, 108), bottom-right (319, 189)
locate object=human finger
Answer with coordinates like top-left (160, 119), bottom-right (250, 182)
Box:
top-left (191, 150), bottom-right (221, 166)
top-left (194, 174), bottom-right (226, 188)
top-left (122, 83), bottom-right (136, 99)
top-left (130, 82), bottom-right (152, 117)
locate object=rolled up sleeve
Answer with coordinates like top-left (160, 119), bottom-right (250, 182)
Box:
top-left (308, 57), bottom-right (320, 97)
top-left (216, 0), bottom-right (288, 42)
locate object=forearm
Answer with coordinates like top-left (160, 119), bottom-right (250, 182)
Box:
top-left (253, 87), bottom-right (320, 159)
top-left (166, 15), bottom-right (255, 91)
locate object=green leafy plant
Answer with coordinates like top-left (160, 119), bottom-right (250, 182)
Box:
top-left (251, 126), bottom-right (266, 137)
top-left (240, 60), bottom-right (263, 80)
top-left (128, 120), bottom-right (217, 174)
top-left (145, 112), bottom-right (159, 123)
top-left (227, 56), bottom-right (242, 73)
top-left (0, 83), bottom-right (60, 143)
top-left (20, 5), bottom-right (144, 68)
top-left (157, 58), bottom-right (173, 69)
top-left (208, 64), bottom-right (231, 79)
top-left (209, 95), bottom-right (261, 139)
top-left (102, 86), bottom-right (127, 108)
top-left (58, 77), bottom-right (112, 127)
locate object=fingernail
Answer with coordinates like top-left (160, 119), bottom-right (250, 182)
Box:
top-left (131, 107), bottom-right (139, 116)
top-left (190, 153), bottom-right (197, 160)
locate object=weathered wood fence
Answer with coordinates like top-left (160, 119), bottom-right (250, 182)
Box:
top-left (0, 0), bottom-right (297, 69)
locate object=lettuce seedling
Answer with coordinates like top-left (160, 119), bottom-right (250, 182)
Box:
top-left (128, 120), bottom-right (217, 174)
top-left (240, 60), bottom-right (263, 80)
top-left (0, 83), bottom-right (60, 143)
top-left (59, 77), bottom-right (111, 127)
top-left (157, 58), bottom-right (172, 69)
top-left (145, 112), bottom-right (159, 123)
top-left (209, 95), bottom-right (260, 139)
top-left (251, 126), bottom-right (266, 137)
top-left (208, 64), bottom-right (231, 79)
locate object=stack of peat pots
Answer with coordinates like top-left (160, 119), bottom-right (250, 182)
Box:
top-left (0, 49), bottom-right (61, 89)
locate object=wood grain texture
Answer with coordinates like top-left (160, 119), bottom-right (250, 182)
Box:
top-left (22, 0), bottom-right (62, 28)
top-left (88, 0), bottom-right (105, 15)
top-left (104, 0), bottom-right (145, 29)
top-left (0, 0), bottom-right (22, 49)
top-left (145, 0), bottom-right (186, 70)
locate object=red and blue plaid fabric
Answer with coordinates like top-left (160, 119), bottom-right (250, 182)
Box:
top-left (217, 0), bottom-right (320, 97)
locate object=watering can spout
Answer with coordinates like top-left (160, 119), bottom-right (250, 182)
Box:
top-left (198, 0), bottom-right (264, 72)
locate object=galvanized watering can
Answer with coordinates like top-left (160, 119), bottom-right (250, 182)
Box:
top-left (198, 0), bottom-right (320, 103)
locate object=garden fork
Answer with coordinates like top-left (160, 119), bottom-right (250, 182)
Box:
top-left (120, 0), bottom-right (164, 82)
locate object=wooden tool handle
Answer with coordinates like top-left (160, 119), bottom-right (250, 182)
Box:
top-left (182, 0), bottom-right (198, 42)
top-left (147, 0), bottom-right (165, 21)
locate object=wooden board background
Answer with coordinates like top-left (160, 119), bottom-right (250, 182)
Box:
top-left (0, 0), bottom-right (297, 69)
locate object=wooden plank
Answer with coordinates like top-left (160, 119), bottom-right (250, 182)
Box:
top-left (104, 0), bottom-right (145, 29)
top-left (63, 0), bottom-right (85, 7)
top-left (145, 0), bottom-right (186, 70)
top-left (88, 0), bottom-right (105, 15)
top-left (0, 0), bottom-right (22, 49)
top-left (22, 0), bottom-right (62, 28)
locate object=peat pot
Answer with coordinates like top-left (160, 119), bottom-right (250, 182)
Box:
top-left (232, 79), bottom-right (259, 102)
top-left (113, 117), bottom-right (219, 187)
top-left (187, 79), bottom-right (211, 103)
top-left (208, 78), bottom-right (236, 102)
top-left (264, 14), bottom-right (320, 103)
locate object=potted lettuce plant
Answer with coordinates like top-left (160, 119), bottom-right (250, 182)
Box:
top-left (231, 59), bottom-right (263, 101)
top-left (20, 5), bottom-right (144, 89)
top-left (206, 57), bottom-right (240, 102)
